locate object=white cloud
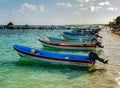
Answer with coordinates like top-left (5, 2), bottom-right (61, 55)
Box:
top-left (78, 7), bottom-right (88, 11)
top-left (76, 0), bottom-right (96, 3)
top-left (77, 0), bottom-right (90, 3)
top-left (89, 6), bottom-right (102, 12)
top-left (18, 9), bottom-right (24, 13)
top-left (74, 7), bottom-right (88, 15)
top-left (98, 1), bottom-right (110, 6)
top-left (74, 11), bottom-right (80, 15)
top-left (74, 4), bottom-right (84, 7)
top-left (107, 7), bottom-right (118, 11)
top-left (90, 6), bottom-right (95, 12)
top-left (21, 3), bottom-right (45, 12)
top-left (57, 2), bottom-right (72, 8)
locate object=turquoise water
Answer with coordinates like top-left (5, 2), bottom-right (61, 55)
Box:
top-left (0, 29), bottom-right (120, 88)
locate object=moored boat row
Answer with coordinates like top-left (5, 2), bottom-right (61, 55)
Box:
top-left (13, 26), bottom-right (108, 68)
top-left (40, 28), bottom-right (104, 50)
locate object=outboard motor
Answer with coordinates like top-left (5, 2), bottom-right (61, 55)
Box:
top-left (91, 38), bottom-right (104, 48)
top-left (91, 38), bottom-right (98, 45)
top-left (90, 31), bottom-right (96, 35)
top-left (89, 52), bottom-right (108, 64)
top-left (95, 34), bottom-right (103, 38)
top-left (90, 31), bottom-right (102, 38)
top-left (95, 42), bottom-right (104, 48)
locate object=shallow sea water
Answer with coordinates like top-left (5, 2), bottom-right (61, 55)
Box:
top-left (0, 29), bottom-right (120, 88)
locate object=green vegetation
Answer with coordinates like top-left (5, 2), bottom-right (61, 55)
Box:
top-left (109, 16), bottom-right (120, 32)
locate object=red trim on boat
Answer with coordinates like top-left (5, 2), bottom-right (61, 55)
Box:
top-left (39, 39), bottom-right (96, 48)
top-left (14, 48), bottom-right (93, 64)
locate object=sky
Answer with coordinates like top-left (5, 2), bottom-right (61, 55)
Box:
top-left (0, 0), bottom-right (120, 25)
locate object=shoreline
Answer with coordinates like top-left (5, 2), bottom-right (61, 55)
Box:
top-left (107, 29), bottom-right (120, 42)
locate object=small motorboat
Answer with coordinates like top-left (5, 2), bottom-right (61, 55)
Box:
top-left (13, 45), bottom-right (108, 67)
top-left (71, 26), bottom-right (101, 34)
top-left (39, 39), bottom-right (104, 50)
top-left (62, 32), bottom-right (97, 40)
top-left (47, 36), bottom-right (100, 45)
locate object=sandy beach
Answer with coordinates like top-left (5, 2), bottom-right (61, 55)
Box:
top-left (107, 29), bottom-right (120, 43)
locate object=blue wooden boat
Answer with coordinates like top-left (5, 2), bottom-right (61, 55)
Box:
top-left (71, 27), bottom-right (101, 34)
top-left (13, 45), bottom-right (108, 67)
top-left (63, 32), bottom-right (96, 40)
top-left (71, 27), bottom-right (91, 34)
top-left (71, 29), bottom-right (102, 38)
top-left (47, 36), bottom-right (96, 44)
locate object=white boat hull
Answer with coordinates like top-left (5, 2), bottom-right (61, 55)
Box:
top-left (19, 52), bottom-right (93, 67)
top-left (48, 38), bottom-right (92, 45)
top-left (41, 42), bottom-right (96, 50)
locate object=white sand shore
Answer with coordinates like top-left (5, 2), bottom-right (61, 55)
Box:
top-left (107, 30), bottom-right (120, 43)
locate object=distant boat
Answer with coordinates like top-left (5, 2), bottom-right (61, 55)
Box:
top-left (71, 27), bottom-right (91, 34)
top-left (13, 44), bottom-right (95, 67)
top-left (47, 36), bottom-right (98, 45)
top-left (13, 45), bottom-right (108, 67)
top-left (71, 26), bottom-right (101, 34)
top-left (38, 39), bottom-right (101, 50)
top-left (62, 32), bottom-right (96, 40)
